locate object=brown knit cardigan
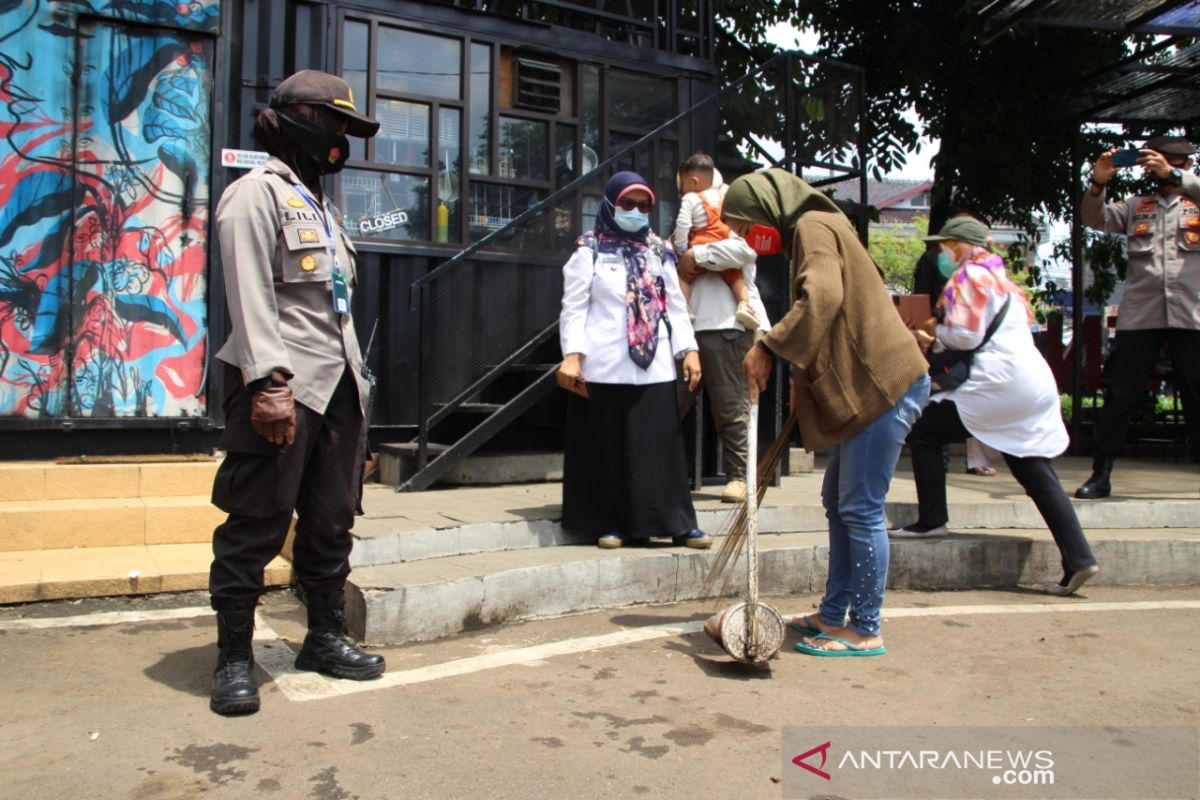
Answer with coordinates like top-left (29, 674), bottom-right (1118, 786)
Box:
top-left (762, 211), bottom-right (928, 450)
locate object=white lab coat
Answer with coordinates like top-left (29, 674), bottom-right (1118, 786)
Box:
top-left (933, 262), bottom-right (1067, 458)
top-left (560, 241), bottom-right (697, 385)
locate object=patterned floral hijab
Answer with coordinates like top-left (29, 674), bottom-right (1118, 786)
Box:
top-left (592, 171), bottom-right (673, 369)
top-left (940, 248), bottom-right (1034, 330)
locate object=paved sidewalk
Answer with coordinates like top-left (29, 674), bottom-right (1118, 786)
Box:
top-left (354, 455), bottom-right (1198, 540)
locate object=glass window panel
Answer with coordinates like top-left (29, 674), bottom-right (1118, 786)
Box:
top-left (555, 123), bottom-right (574, 188)
top-left (376, 99), bottom-right (430, 167)
top-left (498, 117), bottom-right (548, 182)
top-left (608, 69), bottom-right (675, 130)
top-left (342, 21), bottom-right (369, 161)
top-left (657, 139), bottom-right (678, 236)
top-left (436, 107), bottom-right (461, 243)
top-left (377, 28), bottom-right (461, 99)
top-left (468, 183), bottom-right (545, 243)
top-left (469, 43), bottom-right (491, 176)
top-left (340, 169), bottom-right (431, 242)
top-left (609, 131), bottom-right (650, 176)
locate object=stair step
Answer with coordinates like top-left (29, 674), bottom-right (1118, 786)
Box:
top-left (0, 460), bottom-right (219, 502)
top-left (0, 543), bottom-right (291, 604)
top-left (376, 447), bottom-right (564, 488)
top-left (434, 402), bottom-right (503, 414)
top-left (0, 496), bottom-right (226, 551)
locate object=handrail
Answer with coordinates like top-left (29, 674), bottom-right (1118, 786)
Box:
top-left (410, 50), bottom-right (793, 298)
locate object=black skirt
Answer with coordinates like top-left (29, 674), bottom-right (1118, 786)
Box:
top-left (562, 381), bottom-right (698, 538)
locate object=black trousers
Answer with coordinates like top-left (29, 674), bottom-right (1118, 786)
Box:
top-left (1093, 329), bottom-right (1200, 460)
top-left (209, 367), bottom-right (364, 608)
top-left (909, 400), bottom-right (1097, 576)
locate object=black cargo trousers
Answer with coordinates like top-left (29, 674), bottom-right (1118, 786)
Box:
top-left (208, 363), bottom-right (364, 608)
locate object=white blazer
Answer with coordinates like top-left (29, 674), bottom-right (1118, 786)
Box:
top-left (560, 241), bottom-right (697, 385)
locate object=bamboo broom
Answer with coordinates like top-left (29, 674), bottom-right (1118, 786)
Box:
top-left (703, 410), bottom-right (799, 598)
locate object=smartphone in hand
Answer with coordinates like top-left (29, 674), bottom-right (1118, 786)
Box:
top-left (1110, 149), bottom-right (1142, 167)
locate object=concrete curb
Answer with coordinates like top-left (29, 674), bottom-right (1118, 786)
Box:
top-left (345, 533), bottom-right (1200, 644)
top-left (349, 499), bottom-right (1200, 568)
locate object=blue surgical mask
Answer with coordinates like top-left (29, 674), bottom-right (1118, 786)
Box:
top-left (936, 250), bottom-right (959, 279)
top-left (614, 208), bottom-right (649, 233)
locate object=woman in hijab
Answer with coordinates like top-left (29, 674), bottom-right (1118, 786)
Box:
top-left (891, 217), bottom-right (1099, 596)
top-left (725, 168), bottom-right (930, 657)
top-left (558, 172), bottom-right (709, 550)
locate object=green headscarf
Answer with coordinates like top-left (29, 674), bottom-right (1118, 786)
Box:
top-left (722, 168), bottom-right (852, 244)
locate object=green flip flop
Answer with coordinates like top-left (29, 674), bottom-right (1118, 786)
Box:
top-left (786, 614), bottom-right (821, 637)
top-left (794, 632), bottom-right (886, 657)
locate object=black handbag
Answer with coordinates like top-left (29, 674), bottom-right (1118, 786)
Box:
top-left (927, 295), bottom-right (1012, 392)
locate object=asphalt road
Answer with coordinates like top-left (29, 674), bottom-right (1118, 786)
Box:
top-left (1, 586), bottom-right (1198, 800)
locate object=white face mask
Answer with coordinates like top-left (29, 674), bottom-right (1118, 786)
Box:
top-left (614, 208), bottom-right (649, 233)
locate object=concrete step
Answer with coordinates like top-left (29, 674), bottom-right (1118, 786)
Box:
top-left (0, 496), bottom-right (226, 551)
top-left (0, 543), bottom-right (291, 604)
top-left (347, 480), bottom-right (1200, 569)
top-left (345, 528), bottom-right (1200, 645)
top-left (378, 444), bottom-right (563, 487)
top-left (0, 459), bottom-right (223, 553)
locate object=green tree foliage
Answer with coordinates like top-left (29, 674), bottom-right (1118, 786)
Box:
top-left (715, 1), bottom-right (1133, 234)
top-left (869, 216), bottom-right (928, 292)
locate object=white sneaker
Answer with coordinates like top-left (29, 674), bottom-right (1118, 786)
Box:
top-left (887, 524), bottom-right (949, 540)
top-left (735, 301), bottom-right (760, 331)
top-left (720, 479), bottom-right (747, 503)
top-left (1044, 564), bottom-right (1099, 596)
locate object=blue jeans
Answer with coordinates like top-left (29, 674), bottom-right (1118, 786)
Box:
top-left (819, 374), bottom-right (930, 637)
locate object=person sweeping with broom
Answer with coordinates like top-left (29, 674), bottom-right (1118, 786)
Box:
top-left (723, 169), bottom-right (930, 657)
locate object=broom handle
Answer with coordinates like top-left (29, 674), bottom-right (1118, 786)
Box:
top-left (744, 401), bottom-right (759, 654)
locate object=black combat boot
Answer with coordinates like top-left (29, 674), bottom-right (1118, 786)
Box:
top-left (294, 590), bottom-right (386, 680)
top-left (1074, 455), bottom-right (1114, 499)
top-left (210, 604), bottom-right (260, 715)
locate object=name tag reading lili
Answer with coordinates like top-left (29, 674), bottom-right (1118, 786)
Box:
top-left (332, 271), bottom-right (350, 315)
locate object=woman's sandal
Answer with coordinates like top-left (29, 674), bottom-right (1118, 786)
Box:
top-left (965, 466), bottom-right (997, 476)
top-left (786, 614), bottom-right (822, 636)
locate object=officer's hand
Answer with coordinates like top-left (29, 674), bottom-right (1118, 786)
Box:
top-left (1093, 148), bottom-right (1118, 185)
top-left (1137, 149), bottom-right (1172, 179)
top-left (251, 385), bottom-right (297, 445)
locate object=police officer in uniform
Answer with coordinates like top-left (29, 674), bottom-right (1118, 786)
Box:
top-left (1077, 136), bottom-right (1200, 498)
top-left (208, 70), bottom-right (384, 715)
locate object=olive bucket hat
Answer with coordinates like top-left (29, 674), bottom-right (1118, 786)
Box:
top-left (923, 216), bottom-right (991, 247)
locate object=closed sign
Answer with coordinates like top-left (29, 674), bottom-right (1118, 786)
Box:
top-left (359, 209), bottom-right (410, 234)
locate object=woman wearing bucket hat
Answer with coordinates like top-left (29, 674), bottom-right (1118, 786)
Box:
top-left (727, 168), bottom-right (931, 657)
top-left (890, 217), bottom-right (1100, 597)
top-left (557, 171), bottom-right (710, 550)
top-left (206, 69), bottom-right (385, 715)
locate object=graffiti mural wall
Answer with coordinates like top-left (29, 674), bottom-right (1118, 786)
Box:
top-left (0, 0), bottom-right (217, 419)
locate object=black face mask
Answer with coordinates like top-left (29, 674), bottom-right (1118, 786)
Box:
top-left (276, 109), bottom-right (350, 174)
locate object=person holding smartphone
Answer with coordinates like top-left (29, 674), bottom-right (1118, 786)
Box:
top-left (1077, 136), bottom-right (1200, 499)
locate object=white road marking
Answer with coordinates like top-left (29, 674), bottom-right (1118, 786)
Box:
top-left (5, 599), bottom-right (1200, 703)
top-left (259, 600), bottom-right (1200, 703)
top-left (0, 605), bottom-right (212, 630)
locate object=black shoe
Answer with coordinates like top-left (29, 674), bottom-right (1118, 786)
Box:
top-left (1074, 456), bottom-right (1114, 500)
top-left (294, 590), bottom-right (386, 680)
top-left (210, 605), bottom-right (260, 716)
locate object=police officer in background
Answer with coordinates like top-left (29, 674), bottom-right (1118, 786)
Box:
top-left (1077, 136), bottom-right (1200, 499)
top-left (207, 70), bottom-right (384, 715)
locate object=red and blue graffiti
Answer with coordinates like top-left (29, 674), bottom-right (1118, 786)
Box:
top-left (0, 0), bottom-right (216, 419)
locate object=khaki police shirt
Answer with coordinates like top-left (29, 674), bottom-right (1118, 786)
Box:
top-left (1081, 172), bottom-right (1200, 331)
top-left (214, 157), bottom-right (368, 415)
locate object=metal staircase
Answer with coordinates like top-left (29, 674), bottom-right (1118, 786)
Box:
top-left (393, 51), bottom-right (866, 491)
